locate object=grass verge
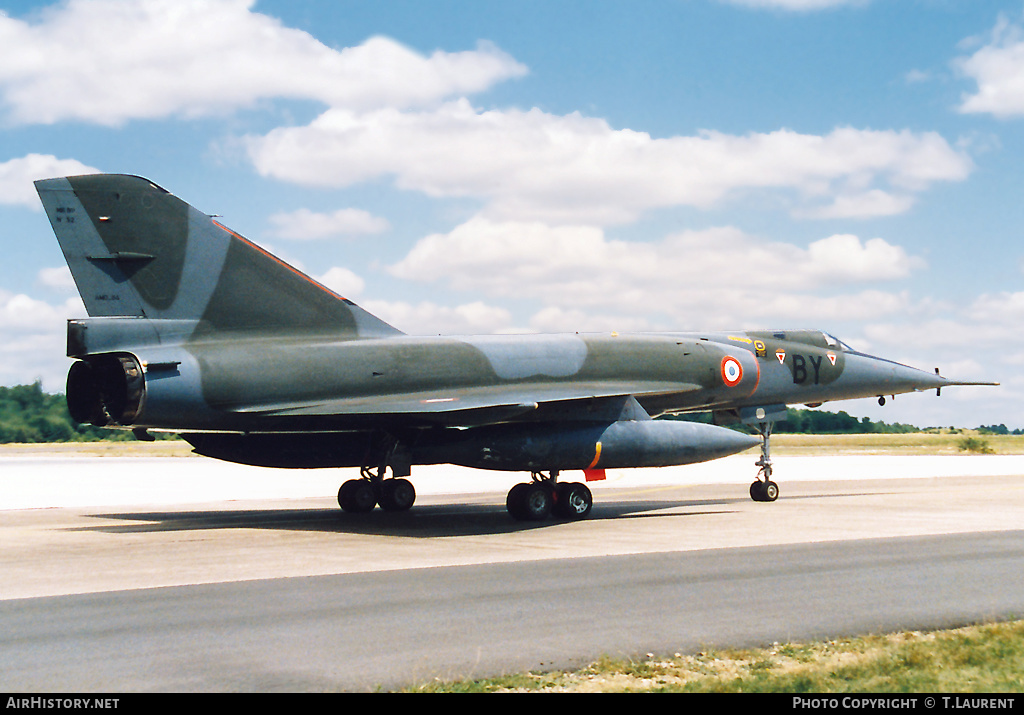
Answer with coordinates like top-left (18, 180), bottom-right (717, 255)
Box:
top-left (768, 433), bottom-right (1024, 456)
top-left (406, 620), bottom-right (1024, 692)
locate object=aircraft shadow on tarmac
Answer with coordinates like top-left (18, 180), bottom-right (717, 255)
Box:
top-left (74, 491), bottom-right (865, 538)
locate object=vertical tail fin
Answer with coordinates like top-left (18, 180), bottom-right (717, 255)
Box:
top-left (35, 174), bottom-right (402, 338)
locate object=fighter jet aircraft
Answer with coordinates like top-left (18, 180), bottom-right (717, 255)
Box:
top-left (36, 174), bottom-right (995, 521)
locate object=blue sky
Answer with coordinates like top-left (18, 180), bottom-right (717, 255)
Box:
top-left (1, 0), bottom-right (1022, 429)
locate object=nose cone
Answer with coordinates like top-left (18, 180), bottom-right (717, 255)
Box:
top-left (889, 362), bottom-right (949, 393)
top-left (845, 352), bottom-right (998, 398)
top-left (716, 425), bottom-right (763, 455)
top-left (659, 420), bottom-right (762, 462)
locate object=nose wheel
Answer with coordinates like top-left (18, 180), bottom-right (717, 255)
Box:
top-left (750, 476), bottom-right (779, 502)
top-left (750, 421), bottom-right (779, 502)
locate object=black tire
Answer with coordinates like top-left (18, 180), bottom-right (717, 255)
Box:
top-left (750, 480), bottom-right (766, 502)
top-left (338, 479), bottom-right (377, 513)
top-left (555, 482), bottom-right (593, 520)
top-left (506, 483), bottom-right (529, 520)
top-left (507, 482), bottom-right (552, 521)
top-left (338, 480), bottom-right (353, 509)
top-left (762, 480), bottom-right (779, 502)
top-left (380, 478), bottom-right (416, 511)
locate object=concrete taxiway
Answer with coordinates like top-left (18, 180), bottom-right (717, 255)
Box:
top-left (1, 450), bottom-right (1022, 690)
top-left (1, 452), bottom-right (1023, 600)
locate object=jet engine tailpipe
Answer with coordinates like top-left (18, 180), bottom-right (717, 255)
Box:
top-left (66, 354), bottom-right (145, 427)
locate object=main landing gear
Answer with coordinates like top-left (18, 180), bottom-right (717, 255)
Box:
top-left (506, 471), bottom-right (594, 522)
top-left (338, 464), bottom-right (416, 513)
top-left (750, 422), bottom-right (779, 503)
top-left (337, 433), bottom-right (417, 513)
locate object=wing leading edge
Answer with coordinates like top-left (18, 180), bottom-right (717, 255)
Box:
top-left (230, 381), bottom-right (702, 427)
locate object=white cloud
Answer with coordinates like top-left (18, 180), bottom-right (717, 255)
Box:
top-left (965, 290), bottom-right (1024, 329)
top-left (0, 290), bottom-right (84, 390)
top-left (526, 306), bottom-right (655, 334)
top-left (803, 234), bottom-right (925, 281)
top-left (360, 299), bottom-right (514, 336)
top-left (719, 0), bottom-right (867, 10)
top-left (0, 291), bottom-right (81, 331)
top-left (955, 15), bottom-right (1024, 118)
top-left (795, 190), bottom-right (916, 219)
top-left (316, 267), bottom-right (366, 300)
top-left (904, 69), bottom-right (931, 84)
top-left (246, 103), bottom-right (972, 225)
top-left (388, 217), bottom-right (924, 327)
top-left (0, 0), bottom-right (527, 125)
top-left (859, 292), bottom-right (1024, 379)
top-left (0, 154), bottom-right (101, 209)
top-left (36, 266), bottom-right (76, 293)
top-left (269, 208), bottom-right (390, 240)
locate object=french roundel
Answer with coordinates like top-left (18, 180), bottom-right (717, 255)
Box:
top-left (721, 356), bottom-right (743, 387)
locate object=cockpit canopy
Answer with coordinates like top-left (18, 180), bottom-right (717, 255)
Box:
top-left (747, 329), bottom-right (854, 352)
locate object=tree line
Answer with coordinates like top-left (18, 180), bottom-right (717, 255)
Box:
top-left (669, 407), bottom-right (945, 434)
top-left (0, 382), bottom-right (135, 443)
top-left (771, 407), bottom-right (920, 434)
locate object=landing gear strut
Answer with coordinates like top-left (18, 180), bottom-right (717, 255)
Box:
top-left (337, 434), bottom-right (417, 513)
top-left (750, 422), bottom-right (779, 502)
top-left (338, 467), bottom-right (417, 513)
top-left (506, 470), bottom-right (593, 522)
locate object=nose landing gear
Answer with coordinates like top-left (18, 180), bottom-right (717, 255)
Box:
top-left (750, 421), bottom-right (779, 502)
